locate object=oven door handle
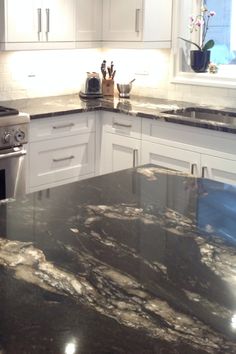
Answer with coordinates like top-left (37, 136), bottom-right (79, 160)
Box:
top-left (0, 148), bottom-right (27, 160)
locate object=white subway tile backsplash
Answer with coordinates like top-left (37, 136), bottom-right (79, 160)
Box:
top-left (0, 48), bottom-right (236, 108)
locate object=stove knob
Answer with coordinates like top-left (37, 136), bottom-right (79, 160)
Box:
top-left (15, 129), bottom-right (25, 142)
top-left (2, 132), bottom-right (11, 144)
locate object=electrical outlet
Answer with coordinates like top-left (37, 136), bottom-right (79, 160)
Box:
top-left (134, 71), bottom-right (149, 76)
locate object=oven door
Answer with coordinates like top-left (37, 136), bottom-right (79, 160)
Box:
top-left (0, 146), bottom-right (27, 200)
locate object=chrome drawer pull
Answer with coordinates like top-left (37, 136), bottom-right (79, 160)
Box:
top-left (113, 122), bottom-right (132, 128)
top-left (133, 149), bottom-right (138, 167)
top-left (135, 9), bottom-right (141, 33)
top-left (202, 166), bottom-right (208, 178)
top-left (46, 8), bottom-right (50, 33)
top-left (37, 8), bottom-right (42, 34)
top-left (190, 163), bottom-right (197, 175)
top-left (52, 123), bottom-right (74, 129)
top-left (53, 155), bottom-right (74, 162)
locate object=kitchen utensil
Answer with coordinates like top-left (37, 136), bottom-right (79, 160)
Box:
top-left (129, 78), bottom-right (136, 84)
top-left (101, 60), bottom-right (107, 80)
top-left (117, 82), bottom-right (133, 98)
top-left (111, 70), bottom-right (116, 80)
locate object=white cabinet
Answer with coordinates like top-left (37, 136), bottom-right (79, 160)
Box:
top-left (102, 0), bottom-right (172, 48)
top-left (102, 0), bottom-right (143, 42)
top-left (76, 0), bottom-right (102, 43)
top-left (100, 133), bottom-right (141, 175)
top-left (141, 140), bottom-right (201, 176)
top-left (200, 155), bottom-right (236, 186)
top-left (0, 0), bottom-right (76, 50)
top-left (142, 118), bottom-right (236, 185)
top-left (100, 112), bottom-right (141, 175)
top-left (29, 134), bottom-right (95, 190)
top-left (28, 112), bottom-right (96, 192)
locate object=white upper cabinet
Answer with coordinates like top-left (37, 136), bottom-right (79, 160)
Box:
top-left (76, 0), bottom-right (102, 42)
top-left (102, 0), bottom-right (143, 42)
top-left (142, 0), bottom-right (172, 44)
top-left (102, 0), bottom-right (172, 48)
top-left (0, 0), bottom-right (76, 50)
top-left (0, 0), bottom-right (172, 50)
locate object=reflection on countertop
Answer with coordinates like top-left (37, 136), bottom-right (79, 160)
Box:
top-left (0, 164), bottom-right (236, 353)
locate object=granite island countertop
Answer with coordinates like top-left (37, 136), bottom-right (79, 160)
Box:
top-left (0, 164), bottom-right (236, 353)
top-left (2, 94), bottom-right (236, 133)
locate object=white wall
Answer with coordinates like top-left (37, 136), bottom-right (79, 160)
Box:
top-left (0, 48), bottom-right (236, 108)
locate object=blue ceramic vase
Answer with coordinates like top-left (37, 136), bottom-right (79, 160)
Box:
top-left (190, 50), bottom-right (211, 73)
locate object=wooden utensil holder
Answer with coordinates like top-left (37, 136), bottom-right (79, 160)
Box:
top-left (102, 79), bottom-right (114, 96)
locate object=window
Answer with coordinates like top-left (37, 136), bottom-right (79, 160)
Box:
top-left (172, 0), bottom-right (236, 88)
top-left (205, 0), bottom-right (236, 65)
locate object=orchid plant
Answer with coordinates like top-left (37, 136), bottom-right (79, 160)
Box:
top-left (180, 1), bottom-right (216, 51)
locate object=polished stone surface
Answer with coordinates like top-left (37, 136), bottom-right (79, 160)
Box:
top-left (0, 165), bottom-right (236, 353)
top-left (2, 94), bottom-right (236, 133)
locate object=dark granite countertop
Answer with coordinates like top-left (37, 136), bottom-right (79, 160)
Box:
top-left (2, 94), bottom-right (236, 133)
top-left (0, 164), bottom-right (236, 353)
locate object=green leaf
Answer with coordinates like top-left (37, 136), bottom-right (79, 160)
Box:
top-left (178, 37), bottom-right (202, 51)
top-left (202, 40), bottom-right (215, 51)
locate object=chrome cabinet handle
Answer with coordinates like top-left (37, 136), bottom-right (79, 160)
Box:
top-left (113, 122), bottom-right (132, 128)
top-left (133, 149), bottom-right (138, 168)
top-left (46, 8), bottom-right (50, 34)
top-left (202, 166), bottom-right (208, 178)
top-left (190, 163), bottom-right (197, 175)
top-left (52, 123), bottom-right (75, 129)
top-left (135, 9), bottom-right (141, 33)
top-left (0, 148), bottom-right (26, 160)
top-left (53, 155), bottom-right (74, 162)
top-left (37, 8), bottom-right (42, 39)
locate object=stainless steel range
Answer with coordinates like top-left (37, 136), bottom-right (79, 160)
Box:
top-left (0, 106), bottom-right (30, 201)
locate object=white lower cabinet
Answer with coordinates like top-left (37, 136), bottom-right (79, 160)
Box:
top-left (142, 119), bottom-right (236, 185)
top-left (141, 140), bottom-right (201, 176)
top-left (29, 134), bottom-right (95, 191)
top-left (100, 112), bottom-right (141, 175)
top-left (28, 112), bottom-right (96, 193)
top-left (100, 133), bottom-right (141, 175)
top-left (28, 111), bottom-right (236, 192)
top-left (200, 154), bottom-right (236, 185)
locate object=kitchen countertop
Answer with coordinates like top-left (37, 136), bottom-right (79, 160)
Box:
top-left (0, 164), bottom-right (236, 353)
top-left (2, 94), bottom-right (236, 134)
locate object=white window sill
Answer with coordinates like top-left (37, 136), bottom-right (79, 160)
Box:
top-left (171, 71), bottom-right (236, 89)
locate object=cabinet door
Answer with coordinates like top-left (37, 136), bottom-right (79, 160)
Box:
top-left (141, 140), bottom-right (201, 176)
top-left (76, 0), bottom-right (102, 41)
top-left (201, 155), bottom-right (236, 185)
top-left (29, 133), bottom-right (95, 189)
top-left (43, 0), bottom-right (76, 42)
top-left (143, 0), bottom-right (172, 42)
top-left (100, 133), bottom-right (141, 175)
top-left (5, 0), bottom-right (41, 42)
top-left (102, 0), bottom-right (142, 41)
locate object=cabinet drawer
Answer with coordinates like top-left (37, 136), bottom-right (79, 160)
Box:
top-left (102, 112), bottom-right (141, 139)
top-left (29, 133), bottom-right (95, 188)
top-left (142, 118), bottom-right (236, 157)
top-left (141, 140), bottom-right (200, 175)
top-left (30, 112), bottom-right (96, 142)
top-left (201, 155), bottom-right (236, 185)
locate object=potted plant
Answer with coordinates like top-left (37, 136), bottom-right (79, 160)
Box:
top-left (179, 2), bottom-right (216, 73)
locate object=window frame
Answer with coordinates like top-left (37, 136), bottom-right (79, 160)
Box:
top-left (171, 0), bottom-right (236, 89)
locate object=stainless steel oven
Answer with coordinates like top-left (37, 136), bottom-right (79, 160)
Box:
top-left (0, 146), bottom-right (27, 200)
top-left (0, 106), bottom-right (29, 201)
